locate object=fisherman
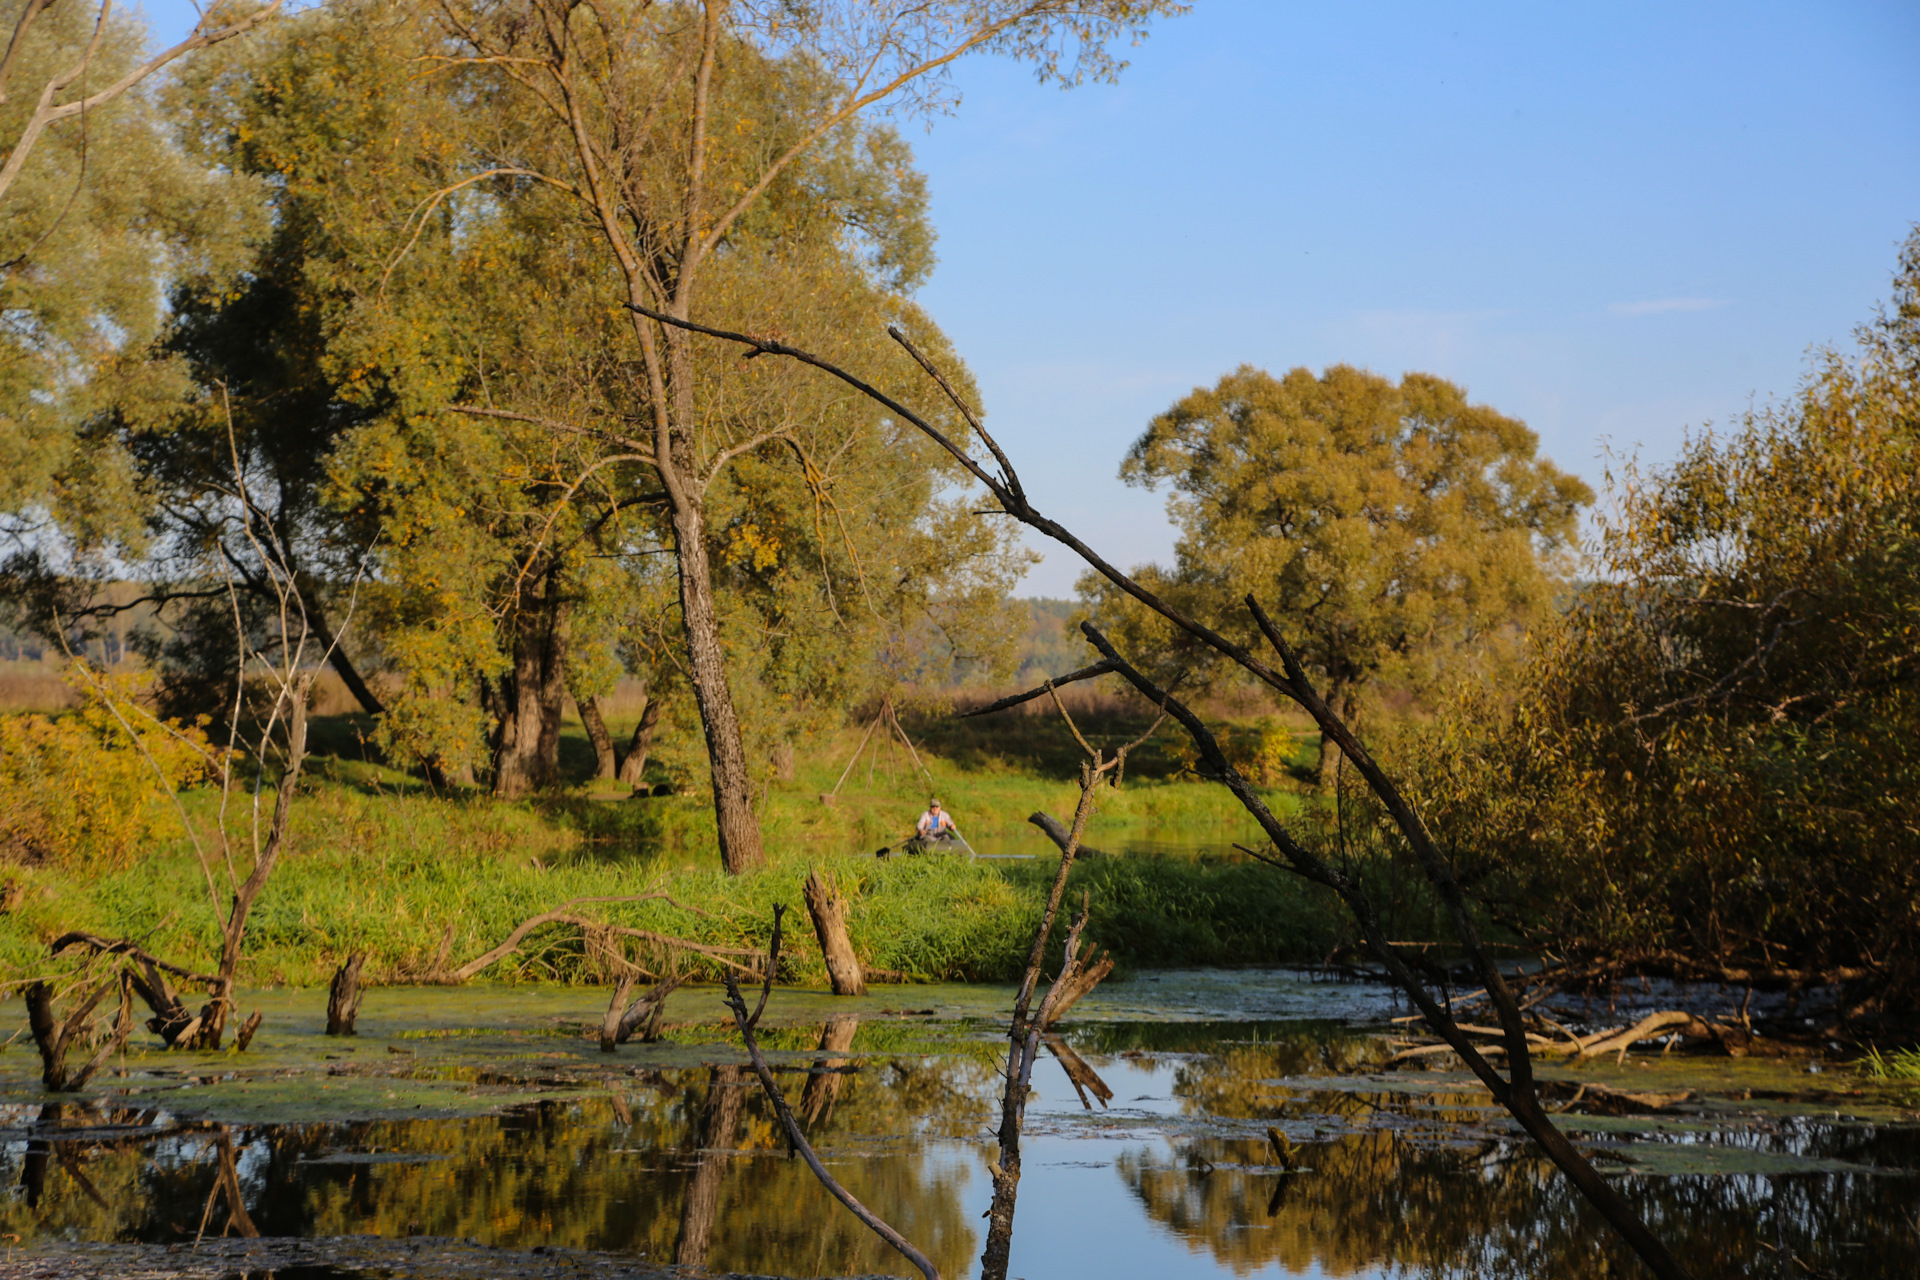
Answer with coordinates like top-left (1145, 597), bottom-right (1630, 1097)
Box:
top-left (917, 797), bottom-right (956, 841)
top-left (899, 796), bottom-right (960, 854)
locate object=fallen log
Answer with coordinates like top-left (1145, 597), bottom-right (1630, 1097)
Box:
top-left (1572, 1011), bottom-right (1715, 1062)
top-left (49, 932), bottom-right (222, 1048)
top-left (1028, 811), bottom-right (1109, 859)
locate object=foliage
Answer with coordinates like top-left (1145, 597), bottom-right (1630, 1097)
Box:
top-left (161, 0), bottom-right (1031, 796)
top-left (0, 667), bottom-right (212, 872)
top-left (1087, 363), bottom-right (1589, 784)
top-left (0, 0), bottom-right (261, 545)
top-left (1857, 1046), bottom-right (1920, 1081)
top-left (1403, 229), bottom-right (1920, 984)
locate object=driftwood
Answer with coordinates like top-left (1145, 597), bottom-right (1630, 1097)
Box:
top-left (446, 894), bottom-right (766, 982)
top-left (803, 868), bottom-right (866, 997)
top-left (722, 906), bottom-right (941, 1280)
top-left (1043, 1035), bottom-right (1112, 1109)
top-left (326, 953), bottom-right (366, 1036)
top-left (27, 974), bottom-right (132, 1092)
top-left (599, 974), bottom-right (684, 1051)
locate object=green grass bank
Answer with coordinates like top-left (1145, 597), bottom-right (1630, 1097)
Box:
top-left (0, 712), bottom-right (1352, 989)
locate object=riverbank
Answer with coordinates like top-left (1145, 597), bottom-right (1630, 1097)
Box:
top-left (0, 716), bottom-right (1346, 988)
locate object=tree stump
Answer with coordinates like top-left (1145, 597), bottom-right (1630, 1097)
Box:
top-left (803, 868), bottom-right (866, 997)
top-left (327, 952), bottom-right (366, 1036)
top-left (601, 974), bottom-right (685, 1051)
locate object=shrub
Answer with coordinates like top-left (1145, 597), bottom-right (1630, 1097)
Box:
top-left (0, 668), bottom-right (213, 872)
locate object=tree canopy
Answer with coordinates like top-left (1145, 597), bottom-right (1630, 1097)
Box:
top-left (1088, 363), bottom-right (1591, 785)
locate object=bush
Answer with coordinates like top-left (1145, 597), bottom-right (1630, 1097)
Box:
top-left (0, 668), bottom-right (212, 872)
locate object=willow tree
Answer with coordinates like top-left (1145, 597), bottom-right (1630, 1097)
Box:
top-left (417, 0), bottom-right (1186, 871)
top-left (1089, 364), bottom-right (1591, 787)
top-left (173, 0), bottom-right (1028, 803)
top-left (0, 0), bottom-right (266, 551)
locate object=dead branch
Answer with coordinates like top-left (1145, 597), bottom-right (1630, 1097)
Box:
top-left (447, 895), bottom-right (766, 982)
top-left (635, 305), bottom-right (1694, 1280)
top-left (48, 932), bottom-right (219, 985)
top-left (722, 907), bottom-right (940, 1280)
top-left (26, 972), bottom-right (130, 1092)
top-left (960, 661), bottom-right (1116, 717)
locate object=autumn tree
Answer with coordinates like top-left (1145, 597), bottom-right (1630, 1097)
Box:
top-left (1089, 364), bottom-right (1590, 787)
top-left (162, 0), bottom-right (1028, 804)
top-left (418, 0), bottom-right (1187, 870)
top-left (1409, 228), bottom-right (1920, 996)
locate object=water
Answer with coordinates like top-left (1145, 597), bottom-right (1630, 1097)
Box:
top-left (0, 971), bottom-right (1914, 1278)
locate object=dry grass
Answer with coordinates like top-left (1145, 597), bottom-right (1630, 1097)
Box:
top-left (0, 663), bottom-right (78, 713)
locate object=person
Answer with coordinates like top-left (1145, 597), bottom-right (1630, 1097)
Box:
top-left (917, 798), bottom-right (957, 841)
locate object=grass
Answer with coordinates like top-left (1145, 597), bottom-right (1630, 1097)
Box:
top-left (1858, 1046), bottom-right (1920, 1080)
top-left (0, 710), bottom-right (1348, 990)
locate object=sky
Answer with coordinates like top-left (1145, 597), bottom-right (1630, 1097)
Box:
top-left (140, 0), bottom-right (1920, 596)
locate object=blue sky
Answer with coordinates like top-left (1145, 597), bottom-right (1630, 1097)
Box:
top-left (142, 1), bottom-right (1920, 595)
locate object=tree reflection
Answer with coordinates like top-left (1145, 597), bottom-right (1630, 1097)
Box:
top-left (1115, 1035), bottom-right (1920, 1279)
top-left (0, 1035), bottom-right (1912, 1280)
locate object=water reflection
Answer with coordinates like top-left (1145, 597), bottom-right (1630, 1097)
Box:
top-left (0, 1018), bottom-right (1914, 1279)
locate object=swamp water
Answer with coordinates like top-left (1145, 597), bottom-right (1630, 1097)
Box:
top-left (0, 970), bottom-right (1914, 1279)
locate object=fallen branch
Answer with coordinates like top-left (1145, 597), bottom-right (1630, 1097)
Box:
top-left (1571, 1011), bottom-right (1714, 1062)
top-left (27, 973), bottom-right (132, 1092)
top-left (722, 906), bottom-right (941, 1280)
top-left (48, 933), bottom-right (219, 985)
top-left (446, 896), bottom-right (767, 982)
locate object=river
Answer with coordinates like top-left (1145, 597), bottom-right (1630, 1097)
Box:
top-left (0, 969), bottom-right (1914, 1278)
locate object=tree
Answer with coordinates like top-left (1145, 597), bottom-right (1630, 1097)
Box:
top-left (0, 0), bottom-right (269, 545)
top-left (166, 0), bottom-right (1029, 806)
top-left (422, 0), bottom-right (1187, 870)
top-left (1092, 364), bottom-right (1590, 787)
top-left (1408, 227), bottom-right (1920, 1000)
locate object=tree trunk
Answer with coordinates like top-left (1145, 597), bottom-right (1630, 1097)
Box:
top-left (493, 577), bottom-right (570, 799)
top-left (666, 500), bottom-right (764, 873)
top-left (1314, 679), bottom-right (1355, 792)
top-left (804, 869), bottom-right (866, 996)
top-left (617, 695), bottom-right (662, 788)
top-left (295, 576), bottom-right (384, 716)
top-left (575, 687), bottom-right (617, 780)
top-left (327, 953), bottom-right (365, 1035)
